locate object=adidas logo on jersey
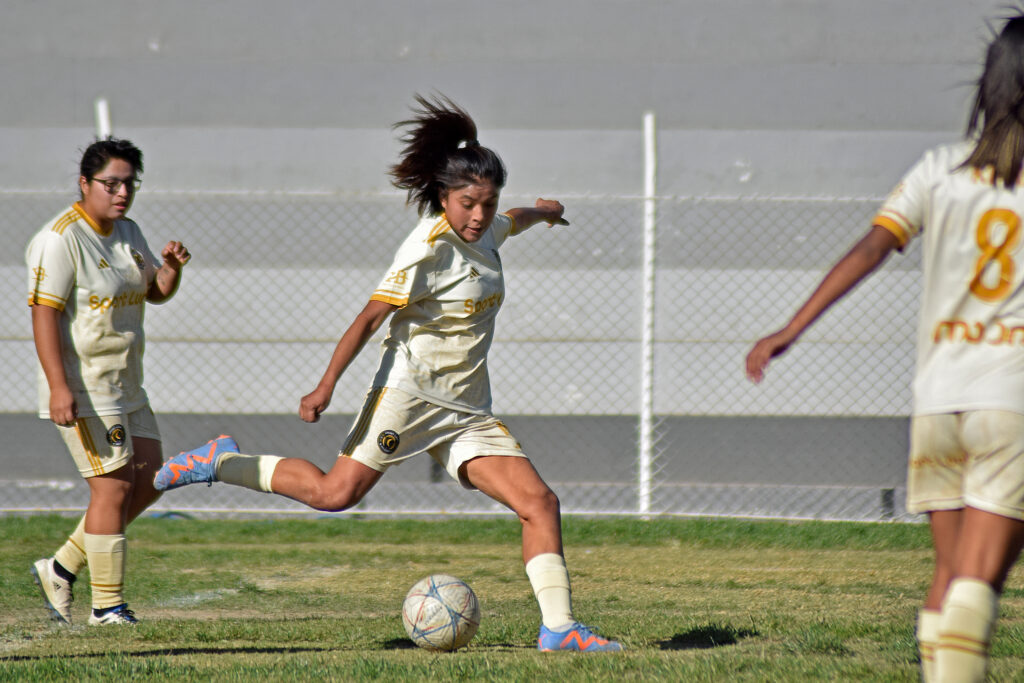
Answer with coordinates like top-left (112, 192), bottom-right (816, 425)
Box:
top-left (468, 267), bottom-right (481, 280)
top-left (98, 259), bottom-right (110, 269)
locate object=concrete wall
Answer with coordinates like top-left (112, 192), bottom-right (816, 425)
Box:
top-left (0, 0), bottom-right (1009, 196)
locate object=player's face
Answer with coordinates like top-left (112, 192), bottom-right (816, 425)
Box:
top-left (78, 158), bottom-right (138, 229)
top-left (440, 179), bottom-right (500, 243)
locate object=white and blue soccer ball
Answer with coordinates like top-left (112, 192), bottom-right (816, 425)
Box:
top-left (402, 574), bottom-right (480, 651)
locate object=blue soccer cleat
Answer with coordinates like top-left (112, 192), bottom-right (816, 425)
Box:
top-left (153, 435), bottom-right (238, 491)
top-left (537, 622), bottom-right (623, 652)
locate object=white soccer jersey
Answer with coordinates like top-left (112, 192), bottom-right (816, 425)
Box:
top-left (369, 212), bottom-right (522, 414)
top-left (874, 141), bottom-right (1024, 415)
top-left (26, 203), bottom-right (160, 418)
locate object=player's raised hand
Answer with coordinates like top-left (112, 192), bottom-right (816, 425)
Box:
top-left (745, 329), bottom-right (797, 384)
top-left (535, 198), bottom-right (569, 226)
top-left (300, 385), bottom-right (333, 423)
top-left (161, 241), bottom-right (191, 269)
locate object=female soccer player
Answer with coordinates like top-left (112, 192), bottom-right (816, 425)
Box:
top-left (746, 14), bottom-right (1024, 682)
top-left (155, 95), bottom-right (622, 652)
top-left (27, 137), bottom-right (191, 625)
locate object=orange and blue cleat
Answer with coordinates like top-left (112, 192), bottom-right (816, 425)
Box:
top-left (154, 435), bottom-right (239, 491)
top-left (537, 622), bottom-right (623, 652)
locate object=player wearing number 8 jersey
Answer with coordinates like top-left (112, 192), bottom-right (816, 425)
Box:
top-left (746, 14), bottom-right (1024, 682)
top-left (875, 142), bottom-right (1024, 416)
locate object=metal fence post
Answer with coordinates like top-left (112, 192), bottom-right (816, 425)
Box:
top-left (639, 111), bottom-right (657, 515)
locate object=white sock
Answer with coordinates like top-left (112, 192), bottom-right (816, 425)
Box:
top-left (84, 532), bottom-right (126, 610)
top-left (936, 578), bottom-right (997, 683)
top-left (216, 453), bottom-right (283, 493)
top-left (917, 608), bottom-right (940, 683)
top-left (525, 553), bottom-right (574, 630)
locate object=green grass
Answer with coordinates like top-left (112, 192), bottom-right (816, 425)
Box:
top-left (1, 515), bottom-right (1023, 680)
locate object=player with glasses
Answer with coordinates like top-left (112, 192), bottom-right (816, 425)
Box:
top-left (90, 176), bottom-right (143, 194)
top-left (25, 137), bottom-right (191, 626)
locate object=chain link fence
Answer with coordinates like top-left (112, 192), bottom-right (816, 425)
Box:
top-left (0, 187), bottom-right (919, 520)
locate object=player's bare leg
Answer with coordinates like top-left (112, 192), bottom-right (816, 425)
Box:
top-left (461, 455), bottom-right (561, 562)
top-left (925, 509), bottom-right (963, 609)
top-left (462, 455), bottom-right (621, 652)
top-left (269, 456), bottom-right (383, 511)
top-left (124, 437), bottom-right (163, 521)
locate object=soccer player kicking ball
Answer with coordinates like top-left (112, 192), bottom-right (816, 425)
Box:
top-left (747, 14), bottom-right (1024, 682)
top-left (156, 95), bottom-right (622, 653)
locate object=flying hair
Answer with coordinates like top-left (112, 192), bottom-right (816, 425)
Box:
top-left (389, 94), bottom-right (507, 216)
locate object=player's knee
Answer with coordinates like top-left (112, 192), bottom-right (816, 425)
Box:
top-left (519, 485), bottom-right (560, 522)
top-left (309, 483), bottom-right (363, 512)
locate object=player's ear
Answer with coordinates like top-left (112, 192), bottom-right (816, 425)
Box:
top-left (439, 188), bottom-right (449, 213)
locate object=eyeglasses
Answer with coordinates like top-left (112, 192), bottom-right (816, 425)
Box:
top-left (90, 176), bottom-right (142, 194)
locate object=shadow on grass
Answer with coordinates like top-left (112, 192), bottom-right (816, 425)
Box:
top-left (658, 624), bottom-right (758, 651)
top-left (1, 645), bottom-right (330, 662)
top-left (381, 638), bottom-right (532, 651)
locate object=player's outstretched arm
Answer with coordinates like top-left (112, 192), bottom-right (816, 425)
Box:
top-left (506, 198), bottom-right (570, 232)
top-left (300, 299), bottom-right (397, 423)
top-left (147, 241), bottom-right (191, 303)
top-left (745, 225), bottom-right (900, 384)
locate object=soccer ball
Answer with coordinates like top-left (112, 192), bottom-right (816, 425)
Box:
top-left (402, 574), bottom-right (480, 651)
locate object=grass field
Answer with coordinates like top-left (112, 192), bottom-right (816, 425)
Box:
top-left (2, 515), bottom-right (1024, 680)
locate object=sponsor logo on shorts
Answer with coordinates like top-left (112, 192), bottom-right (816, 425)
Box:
top-left (106, 424), bottom-right (126, 446)
top-left (377, 430), bottom-right (399, 454)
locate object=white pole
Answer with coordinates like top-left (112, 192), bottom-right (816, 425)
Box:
top-left (639, 111), bottom-right (657, 516)
top-left (95, 98), bottom-right (112, 139)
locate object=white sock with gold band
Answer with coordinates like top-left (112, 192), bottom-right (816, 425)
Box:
top-left (84, 533), bottom-right (126, 610)
top-left (936, 578), bottom-right (997, 683)
top-left (54, 515), bottom-right (88, 575)
top-left (917, 608), bottom-right (940, 682)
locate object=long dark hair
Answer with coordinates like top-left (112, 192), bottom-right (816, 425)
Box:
top-left (389, 95), bottom-right (507, 216)
top-left (963, 14), bottom-right (1024, 186)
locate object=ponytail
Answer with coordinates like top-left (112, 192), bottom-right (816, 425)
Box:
top-left (389, 94), bottom-right (507, 215)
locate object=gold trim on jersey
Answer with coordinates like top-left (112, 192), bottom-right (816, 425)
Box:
top-left (873, 214), bottom-right (909, 247)
top-left (50, 209), bottom-right (78, 236)
top-left (426, 216), bottom-right (451, 245)
top-left (73, 202), bottom-right (113, 236)
top-left (503, 213), bottom-right (519, 235)
top-left (27, 293), bottom-right (65, 310)
top-left (341, 387), bottom-right (388, 456)
top-left (371, 291), bottom-right (409, 306)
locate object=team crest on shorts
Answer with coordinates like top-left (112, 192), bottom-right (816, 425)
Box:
top-left (106, 424), bottom-right (126, 446)
top-left (377, 430), bottom-right (399, 454)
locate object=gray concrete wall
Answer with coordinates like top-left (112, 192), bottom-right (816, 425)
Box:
top-left (0, 1), bottom-right (1010, 197)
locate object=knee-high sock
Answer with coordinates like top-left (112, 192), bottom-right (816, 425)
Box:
top-left (525, 553), bottom-right (574, 630)
top-left (917, 608), bottom-right (940, 683)
top-left (54, 515), bottom-right (87, 575)
top-left (936, 578), bottom-right (998, 683)
top-left (84, 533), bottom-right (126, 610)
top-left (216, 453), bottom-right (282, 493)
